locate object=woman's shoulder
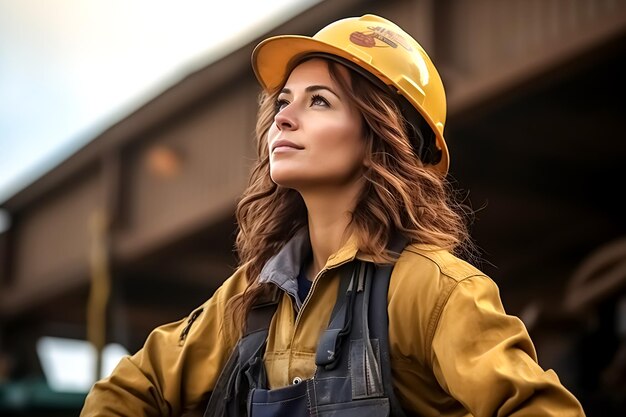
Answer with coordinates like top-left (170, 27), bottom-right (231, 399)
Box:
top-left (178, 267), bottom-right (250, 348)
top-left (389, 243), bottom-right (495, 321)
top-left (397, 243), bottom-right (486, 284)
top-left (387, 243), bottom-right (495, 364)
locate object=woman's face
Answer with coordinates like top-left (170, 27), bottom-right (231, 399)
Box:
top-left (267, 59), bottom-right (366, 192)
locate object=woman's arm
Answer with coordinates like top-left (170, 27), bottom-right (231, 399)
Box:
top-left (79, 271), bottom-right (247, 417)
top-left (431, 275), bottom-right (585, 416)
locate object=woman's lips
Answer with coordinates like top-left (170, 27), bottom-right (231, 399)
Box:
top-left (271, 139), bottom-right (304, 153)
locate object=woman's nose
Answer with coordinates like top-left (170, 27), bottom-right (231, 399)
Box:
top-left (274, 106), bottom-right (298, 131)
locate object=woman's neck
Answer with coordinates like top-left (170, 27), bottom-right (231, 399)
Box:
top-left (300, 182), bottom-right (363, 281)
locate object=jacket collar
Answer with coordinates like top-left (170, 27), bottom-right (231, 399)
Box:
top-left (258, 227), bottom-right (369, 307)
top-left (258, 228), bottom-right (311, 303)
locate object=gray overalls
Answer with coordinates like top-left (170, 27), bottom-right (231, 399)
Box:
top-left (203, 239), bottom-right (408, 417)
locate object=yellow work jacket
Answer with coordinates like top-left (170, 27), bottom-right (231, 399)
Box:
top-left (80, 232), bottom-right (585, 416)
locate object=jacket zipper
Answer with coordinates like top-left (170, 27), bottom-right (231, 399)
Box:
top-left (292, 258), bottom-right (353, 335)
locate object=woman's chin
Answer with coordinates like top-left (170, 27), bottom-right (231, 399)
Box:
top-left (270, 172), bottom-right (304, 189)
top-left (270, 161), bottom-right (309, 182)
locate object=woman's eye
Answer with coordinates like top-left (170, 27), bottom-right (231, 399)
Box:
top-left (310, 94), bottom-right (330, 107)
top-left (275, 98), bottom-right (289, 113)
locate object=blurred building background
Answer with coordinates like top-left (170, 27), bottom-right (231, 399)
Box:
top-left (1, 0), bottom-right (625, 415)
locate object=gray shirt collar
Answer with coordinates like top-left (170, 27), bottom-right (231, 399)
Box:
top-left (259, 228), bottom-right (311, 309)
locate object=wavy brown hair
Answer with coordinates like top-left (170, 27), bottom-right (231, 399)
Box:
top-left (229, 58), bottom-right (474, 329)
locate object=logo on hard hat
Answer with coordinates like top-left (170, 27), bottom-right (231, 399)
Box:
top-left (349, 26), bottom-right (412, 51)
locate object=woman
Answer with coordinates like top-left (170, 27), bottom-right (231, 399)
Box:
top-left (80, 14), bottom-right (585, 416)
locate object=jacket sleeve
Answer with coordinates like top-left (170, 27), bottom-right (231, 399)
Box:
top-left (79, 271), bottom-right (247, 417)
top-left (431, 275), bottom-right (585, 417)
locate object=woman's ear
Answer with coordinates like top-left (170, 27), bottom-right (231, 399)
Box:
top-left (362, 152), bottom-right (372, 169)
top-left (361, 133), bottom-right (371, 168)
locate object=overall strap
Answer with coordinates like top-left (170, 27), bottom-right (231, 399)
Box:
top-left (315, 262), bottom-right (357, 369)
top-left (369, 238), bottom-right (408, 417)
top-left (203, 286), bottom-right (280, 417)
top-left (312, 235), bottom-right (408, 417)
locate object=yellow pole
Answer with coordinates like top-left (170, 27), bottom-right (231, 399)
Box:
top-left (86, 210), bottom-right (111, 382)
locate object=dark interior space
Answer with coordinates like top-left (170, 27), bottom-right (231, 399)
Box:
top-left (446, 36), bottom-right (626, 415)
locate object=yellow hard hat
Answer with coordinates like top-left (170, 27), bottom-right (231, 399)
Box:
top-left (252, 14), bottom-right (450, 175)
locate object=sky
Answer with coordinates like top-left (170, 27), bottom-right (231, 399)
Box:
top-left (0, 0), bottom-right (323, 384)
top-left (0, 0), bottom-right (320, 216)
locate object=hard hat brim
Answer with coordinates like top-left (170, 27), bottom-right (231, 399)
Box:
top-left (251, 35), bottom-right (450, 175)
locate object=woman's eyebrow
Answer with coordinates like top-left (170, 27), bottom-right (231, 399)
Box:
top-left (280, 85), bottom-right (341, 100)
top-left (305, 85), bottom-right (340, 98)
